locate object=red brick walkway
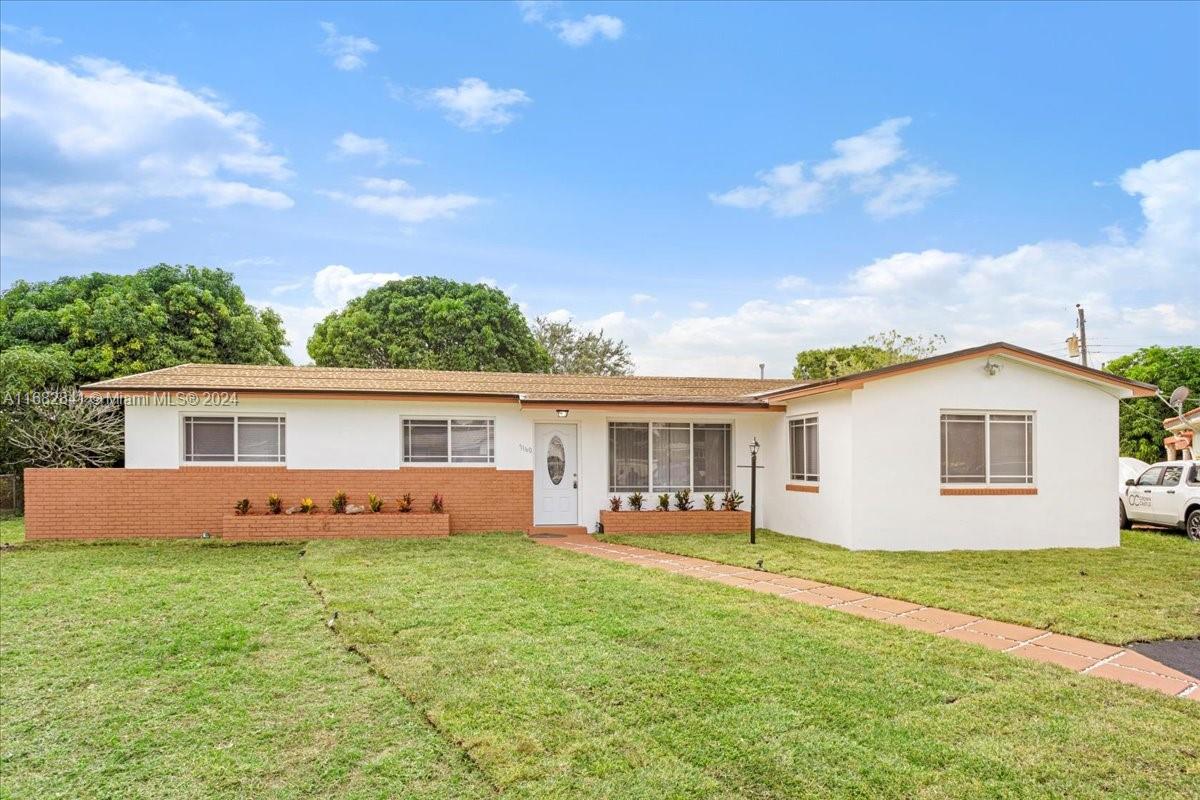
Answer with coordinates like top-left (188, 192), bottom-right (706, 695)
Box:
top-left (534, 533), bottom-right (1199, 701)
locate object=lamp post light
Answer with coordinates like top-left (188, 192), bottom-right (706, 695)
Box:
top-left (748, 437), bottom-right (760, 544)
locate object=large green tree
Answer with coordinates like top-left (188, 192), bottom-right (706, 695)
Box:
top-left (533, 316), bottom-right (633, 375)
top-left (1105, 346), bottom-right (1199, 463)
top-left (308, 277), bottom-right (551, 372)
top-left (793, 331), bottom-right (946, 381)
top-left (0, 264), bottom-right (290, 385)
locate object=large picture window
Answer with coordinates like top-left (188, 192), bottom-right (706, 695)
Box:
top-left (184, 415), bottom-right (286, 463)
top-left (940, 411), bottom-right (1033, 485)
top-left (789, 416), bottom-right (819, 482)
top-left (607, 422), bottom-right (731, 493)
top-left (402, 418), bottom-right (494, 464)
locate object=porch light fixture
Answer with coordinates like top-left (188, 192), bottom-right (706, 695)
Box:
top-left (556, 409), bottom-right (569, 418)
top-left (749, 438), bottom-right (760, 457)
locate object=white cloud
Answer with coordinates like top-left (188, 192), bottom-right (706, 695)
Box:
top-left (0, 23), bottom-right (61, 46)
top-left (0, 48), bottom-right (292, 256)
top-left (269, 278), bottom-right (308, 294)
top-left (710, 161), bottom-right (825, 217)
top-left (555, 15), bottom-right (624, 46)
top-left (331, 132), bottom-right (421, 166)
top-left (476, 276), bottom-right (498, 287)
top-left (864, 165), bottom-right (957, 219)
top-left (849, 250), bottom-right (965, 293)
top-left (593, 149), bottom-right (1199, 376)
top-left (516, 2), bottom-right (624, 46)
top-left (1, 217), bottom-right (167, 259)
top-left (516, 1), bottom-right (556, 23)
top-left (319, 22), bottom-right (377, 71)
top-left (775, 275), bottom-right (812, 291)
top-left (711, 117), bottom-right (953, 219)
top-left (319, 175), bottom-right (481, 224)
top-left (312, 264), bottom-right (404, 306)
top-left (813, 117), bottom-right (909, 181)
top-left (631, 293), bottom-right (655, 305)
top-left (228, 256), bottom-right (279, 268)
top-left (688, 301), bottom-right (709, 312)
top-left (427, 78), bottom-right (531, 131)
top-left (333, 131), bottom-right (387, 159)
top-left (358, 177), bottom-right (411, 193)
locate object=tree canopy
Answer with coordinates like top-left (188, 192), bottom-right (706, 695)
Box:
top-left (0, 264), bottom-right (290, 386)
top-left (793, 331), bottom-right (946, 381)
top-left (533, 316), bottom-right (633, 375)
top-left (307, 277), bottom-right (551, 372)
top-left (1104, 346), bottom-right (1199, 463)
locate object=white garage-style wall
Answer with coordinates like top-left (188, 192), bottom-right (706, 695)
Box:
top-left (845, 355), bottom-right (1120, 551)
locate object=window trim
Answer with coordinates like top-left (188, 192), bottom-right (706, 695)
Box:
top-left (788, 414), bottom-right (820, 483)
top-left (939, 409), bottom-right (1035, 487)
top-left (400, 416), bottom-right (496, 466)
top-left (606, 420), bottom-right (733, 494)
top-left (181, 413), bottom-right (287, 466)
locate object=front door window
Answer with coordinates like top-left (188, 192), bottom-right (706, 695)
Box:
top-left (547, 436), bottom-right (565, 485)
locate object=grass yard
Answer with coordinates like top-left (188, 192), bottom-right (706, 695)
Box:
top-left (0, 539), bottom-right (491, 800)
top-left (0, 513), bottom-right (23, 546)
top-left (602, 529), bottom-right (1200, 645)
top-left (2, 529), bottom-right (1198, 798)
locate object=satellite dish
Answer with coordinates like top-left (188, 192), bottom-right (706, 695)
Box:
top-left (1169, 386), bottom-right (1190, 409)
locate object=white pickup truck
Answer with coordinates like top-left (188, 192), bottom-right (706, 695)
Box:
top-left (1120, 460), bottom-right (1200, 540)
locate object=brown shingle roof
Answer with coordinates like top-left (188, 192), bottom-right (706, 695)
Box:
top-left (82, 363), bottom-right (798, 405)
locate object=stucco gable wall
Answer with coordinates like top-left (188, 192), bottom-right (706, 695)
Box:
top-left (847, 355), bottom-right (1118, 550)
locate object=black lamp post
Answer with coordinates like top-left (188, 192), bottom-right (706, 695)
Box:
top-left (748, 437), bottom-right (760, 544)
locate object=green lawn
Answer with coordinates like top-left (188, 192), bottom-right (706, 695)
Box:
top-left (0, 539), bottom-right (491, 800)
top-left (2, 531), bottom-right (1198, 798)
top-left (602, 529), bottom-right (1200, 645)
top-left (0, 513), bottom-right (23, 545)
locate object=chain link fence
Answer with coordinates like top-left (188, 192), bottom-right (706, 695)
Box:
top-left (0, 474), bottom-right (22, 515)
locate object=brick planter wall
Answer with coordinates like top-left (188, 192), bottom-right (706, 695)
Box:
top-left (599, 510), bottom-right (750, 535)
top-left (223, 512), bottom-right (449, 541)
top-left (24, 467), bottom-right (531, 540)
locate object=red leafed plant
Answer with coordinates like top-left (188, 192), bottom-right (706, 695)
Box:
top-left (430, 494), bottom-right (445, 514)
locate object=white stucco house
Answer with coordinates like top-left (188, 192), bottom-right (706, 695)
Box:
top-left (29, 342), bottom-right (1154, 550)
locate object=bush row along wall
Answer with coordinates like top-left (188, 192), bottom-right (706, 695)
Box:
top-left (24, 467), bottom-right (532, 540)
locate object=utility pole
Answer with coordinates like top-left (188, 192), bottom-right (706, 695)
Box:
top-left (1076, 304), bottom-right (1089, 368)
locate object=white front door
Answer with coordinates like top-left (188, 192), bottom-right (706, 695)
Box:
top-left (534, 423), bottom-right (578, 526)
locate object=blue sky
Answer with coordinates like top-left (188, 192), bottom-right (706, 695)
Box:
top-left (2, 1), bottom-right (1197, 374)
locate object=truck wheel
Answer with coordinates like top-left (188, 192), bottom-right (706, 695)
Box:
top-left (1119, 500), bottom-right (1130, 530)
top-left (1187, 508), bottom-right (1200, 542)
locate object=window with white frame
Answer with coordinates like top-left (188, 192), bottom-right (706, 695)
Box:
top-left (402, 418), bottom-right (494, 464)
top-left (789, 415), bottom-right (819, 482)
top-left (607, 422), bottom-right (731, 493)
top-left (940, 411), bottom-right (1034, 485)
top-left (184, 415), bottom-right (286, 463)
